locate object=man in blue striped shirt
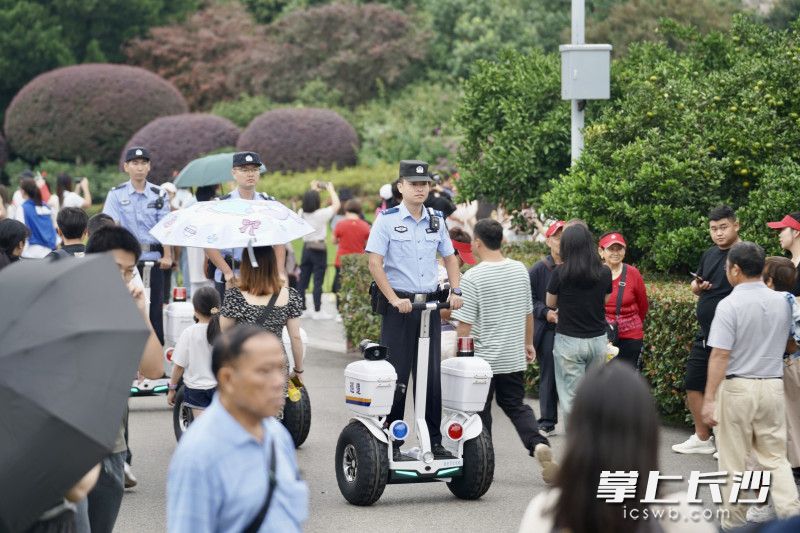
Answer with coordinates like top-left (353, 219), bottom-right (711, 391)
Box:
top-left (167, 326), bottom-right (308, 532)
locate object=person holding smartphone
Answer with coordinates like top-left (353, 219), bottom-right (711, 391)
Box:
top-left (297, 180), bottom-right (340, 319)
top-left (672, 205), bottom-right (740, 456)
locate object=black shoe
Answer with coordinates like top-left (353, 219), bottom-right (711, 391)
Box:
top-left (432, 443), bottom-right (455, 459)
top-left (392, 440), bottom-right (404, 461)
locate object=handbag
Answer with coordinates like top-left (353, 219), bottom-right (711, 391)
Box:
top-left (242, 439), bottom-right (277, 533)
top-left (605, 264), bottom-right (627, 344)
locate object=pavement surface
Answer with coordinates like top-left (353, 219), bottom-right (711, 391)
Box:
top-left (116, 309), bottom-right (725, 533)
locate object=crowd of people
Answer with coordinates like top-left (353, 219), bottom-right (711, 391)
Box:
top-left (5, 147), bottom-right (800, 533)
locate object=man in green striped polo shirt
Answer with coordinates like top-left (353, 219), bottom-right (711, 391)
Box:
top-left (452, 219), bottom-right (557, 485)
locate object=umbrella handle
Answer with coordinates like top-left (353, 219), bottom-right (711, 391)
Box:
top-left (247, 239), bottom-right (259, 268)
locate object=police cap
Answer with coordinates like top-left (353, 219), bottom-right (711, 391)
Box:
top-left (233, 151), bottom-right (263, 168)
top-left (124, 147), bottom-right (151, 162)
top-left (399, 160), bottom-right (431, 182)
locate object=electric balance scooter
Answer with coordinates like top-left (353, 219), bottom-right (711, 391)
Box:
top-left (130, 261), bottom-right (172, 397)
top-left (335, 300), bottom-right (495, 505)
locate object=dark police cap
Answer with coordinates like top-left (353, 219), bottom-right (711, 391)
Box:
top-left (124, 147), bottom-right (151, 162)
top-left (399, 160), bottom-right (431, 182)
top-left (233, 151), bottom-right (263, 168)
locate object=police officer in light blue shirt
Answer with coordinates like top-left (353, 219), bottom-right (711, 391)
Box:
top-left (206, 151), bottom-right (286, 303)
top-left (103, 146), bottom-right (171, 344)
top-left (366, 159), bottom-right (464, 460)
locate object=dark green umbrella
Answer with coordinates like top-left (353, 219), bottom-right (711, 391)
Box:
top-left (0, 254), bottom-right (149, 533)
top-left (173, 152), bottom-right (267, 188)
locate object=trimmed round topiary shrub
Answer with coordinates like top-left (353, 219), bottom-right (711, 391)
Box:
top-left (237, 108), bottom-right (358, 173)
top-left (4, 64), bottom-right (188, 164)
top-left (121, 113), bottom-right (240, 184)
top-left (0, 133), bottom-right (7, 170)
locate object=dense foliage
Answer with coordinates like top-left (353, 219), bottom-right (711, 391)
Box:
top-left (455, 49), bottom-right (571, 212)
top-left (4, 64), bottom-right (188, 165)
top-left (0, 132), bottom-right (7, 170)
top-left (258, 161), bottom-right (395, 203)
top-left (238, 108), bottom-right (359, 173)
top-left (543, 16), bottom-right (800, 271)
top-left (0, 0), bottom-right (195, 114)
top-left (122, 114), bottom-right (240, 184)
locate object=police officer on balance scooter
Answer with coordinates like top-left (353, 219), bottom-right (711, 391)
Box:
top-left (366, 160), bottom-right (464, 460)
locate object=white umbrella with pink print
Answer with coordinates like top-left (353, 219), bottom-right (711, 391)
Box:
top-left (149, 198), bottom-right (314, 266)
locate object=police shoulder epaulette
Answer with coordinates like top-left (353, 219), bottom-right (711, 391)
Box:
top-left (217, 193), bottom-right (232, 201)
top-left (112, 182), bottom-right (127, 191)
top-left (382, 207), bottom-right (399, 215)
top-left (258, 192), bottom-right (275, 201)
top-left (150, 185), bottom-right (165, 196)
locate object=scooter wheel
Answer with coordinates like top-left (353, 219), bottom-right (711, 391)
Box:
top-left (281, 386), bottom-right (311, 448)
top-left (335, 422), bottom-right (389, 505)
top-left (172, 385), bottom-right (194, 441)
top-left (447, 428), bottom-right (494, 500)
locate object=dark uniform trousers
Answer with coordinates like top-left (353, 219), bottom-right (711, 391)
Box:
top-left (536, 327), bottom-right (558, 428)
top-left (381, 303), bottom-right (443, 445)
top-left (137, 262), bottom-right (165, 347)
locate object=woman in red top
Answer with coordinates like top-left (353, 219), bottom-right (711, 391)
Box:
top-left (332, 199), bottom-right (371, 320)
top-left (599, 232), bottom-right (649, 368)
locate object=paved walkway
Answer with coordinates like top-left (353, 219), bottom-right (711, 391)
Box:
top-left (116, 297), bottom-right (726, 532)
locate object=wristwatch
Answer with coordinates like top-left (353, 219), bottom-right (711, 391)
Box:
top-left (451, 288), bottom-right (462, 296)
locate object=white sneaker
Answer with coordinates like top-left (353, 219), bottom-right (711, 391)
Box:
top-left (123, 463), bottom-right (137, 489)
top-left (671, 434), bottom-right (716, 455)
top-left (334, 313), bottom-right (343, 323)
top-left (746, 505), bottom-right (776, 523)
top-left (713, 451), bottom-right (719, 460)
top-left (312, 310), bottom-right (334, 320)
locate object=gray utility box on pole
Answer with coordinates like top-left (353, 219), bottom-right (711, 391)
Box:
top-left (559, 44), bottom-right (612, 100)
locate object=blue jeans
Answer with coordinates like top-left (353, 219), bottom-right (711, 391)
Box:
top-left (552, 333), bottom-right (607, 421)
top-left (74, 452), bottom-right (125, 533)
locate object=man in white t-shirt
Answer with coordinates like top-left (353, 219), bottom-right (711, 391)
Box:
top-left (298, 180), bottom-right (340, 319)
top-left (452, 218), bottom-right (557, 484)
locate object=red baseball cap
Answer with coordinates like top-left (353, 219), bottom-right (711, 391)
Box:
top-left (767, 214), bottom-right (800, 231)
top-left (545, 221), bottom-right (566, 238)
top-left (599, 232), bottom-right (627, 249)
top-left (452, 240), bottom-right (476, 265)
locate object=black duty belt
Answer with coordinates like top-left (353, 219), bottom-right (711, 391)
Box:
top-left (725, 375), bottom-right (781, 380)
top-left (394, 289), bottom-right (445, 303)
top-left (139, 243), bottom-right (164, 254)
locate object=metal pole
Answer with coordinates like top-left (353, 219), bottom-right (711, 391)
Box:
top-left (570, 0), bottom-right (585, 164)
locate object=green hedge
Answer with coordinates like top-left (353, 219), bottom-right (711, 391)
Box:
top-left (341, 241), bottom-right (695, 425)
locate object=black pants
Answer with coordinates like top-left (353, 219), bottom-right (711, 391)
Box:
top-left (381, 304), bottom-right (443, 445)
top-left (536, 328), bottom-right (558, 428)
top-left (214, 279), bottom-right (227, 304)
top-left (137, 262), bottom-right (165, 346)
top-left (480, 371), bottom-right (548, 454)
top-left (332, 266), bottom-right (342, 309)
top-left (298, 246), bottom-right (327, 312)
top-left (614, 338), bottom-right (643, 368)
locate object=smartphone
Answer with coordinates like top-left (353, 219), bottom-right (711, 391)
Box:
top-left (689, 271), bottom-right (704, 282)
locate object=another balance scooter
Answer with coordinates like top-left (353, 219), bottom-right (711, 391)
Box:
top-left (335, 300), bottom-right (495, 505)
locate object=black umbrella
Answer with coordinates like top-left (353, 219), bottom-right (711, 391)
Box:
top-left (0, 254), bottom-right (149, 533)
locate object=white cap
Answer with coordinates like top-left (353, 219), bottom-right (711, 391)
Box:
top-left (379, 183), bottom-right (393, 200)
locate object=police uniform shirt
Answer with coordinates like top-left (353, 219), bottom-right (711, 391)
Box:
top-left (365, 203), bottom-right (455, 294)
top-left (213, 188), bottom-right (275, 283)
top-left (103, 180), bottom-right (170, 261)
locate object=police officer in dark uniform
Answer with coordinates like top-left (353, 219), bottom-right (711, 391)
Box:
top-left (103, 147), bottom-right (171, 345)
top-left (366, 160), bottom-right (464, 459)
top-left (206, 151), bottom-right (287, 302)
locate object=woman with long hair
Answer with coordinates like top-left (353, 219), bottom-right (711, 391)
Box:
top-left (219, 245), bottom-right (305, 385)
top-left (297, 180), bottom-right (340, 319)
top-left (56, 173), bottom-right (92, 210)
top-left (16, 178), bottom-right (56, 258)
top-left (519, 363), bottom-right (715, 533)
top-left (546, 223), bottom-right (612, 419)
top-left (0, 218), bottom-right (29, 271)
